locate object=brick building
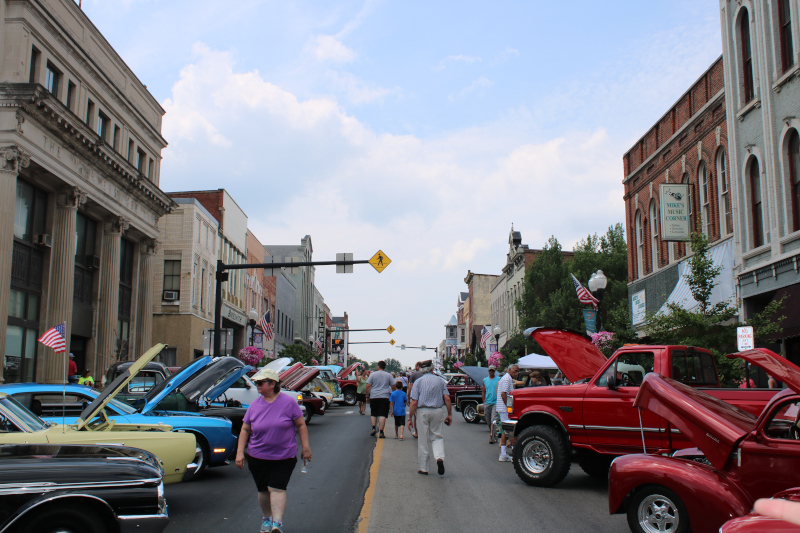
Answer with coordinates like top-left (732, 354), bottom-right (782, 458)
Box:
top-left (463, 270), bottom-right (499, 352)
top-left (245, 229), bottom-right (276, 358)
top-left (624, 58), bottom-right (734, 331)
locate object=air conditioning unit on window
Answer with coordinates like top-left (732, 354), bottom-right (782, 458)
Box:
top-left (34, 234), bottom-right (52, 247)
top-left (86, 255), bottom-right (101, 269)
top-left (163, 291), bottom-right (179, 301)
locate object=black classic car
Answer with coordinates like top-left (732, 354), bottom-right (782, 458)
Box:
top-left (0, 443), bottom-right (168, 533)
top-left (454, 366), bottom-right (489, 423)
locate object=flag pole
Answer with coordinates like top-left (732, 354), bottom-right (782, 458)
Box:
top-left (62, 322), bottom-right (67, 433)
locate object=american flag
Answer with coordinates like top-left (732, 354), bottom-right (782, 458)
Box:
top-left (315, 337), bottom-right (324, 355)
top-left (480, 326), bottom-right (492, 349)
top-left (38, 322), bottom-right (67, 352)
top-left (259, 311), bottom-right (274, 341)
top-left (571, 274), bottom-right (599, 310)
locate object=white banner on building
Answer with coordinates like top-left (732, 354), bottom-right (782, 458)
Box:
top-left (632, 290), bottom-right (647, 325)
top-left (659, 183), bottom-right (691, 241)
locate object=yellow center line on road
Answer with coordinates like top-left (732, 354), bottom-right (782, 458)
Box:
top-left (356, 437), bottom-right (384, 533)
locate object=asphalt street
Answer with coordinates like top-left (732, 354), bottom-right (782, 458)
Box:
top-left (164, 404), bottom-right (629, 532)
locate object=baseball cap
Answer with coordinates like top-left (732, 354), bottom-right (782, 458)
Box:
top-left (251, 368), bottom-right (280, 382)
top-left (69, 353), bottom-right (75, 358)
top-left (488, 365), bottom-right (496, 370)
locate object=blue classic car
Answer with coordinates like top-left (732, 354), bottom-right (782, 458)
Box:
top-left (0, 382), bottom-right (236, 481)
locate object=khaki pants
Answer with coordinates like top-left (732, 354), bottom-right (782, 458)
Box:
top-left (416, 406), bottom-right (446, 472)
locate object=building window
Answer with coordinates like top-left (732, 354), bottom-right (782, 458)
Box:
top-left (137, 148), bottom-right (146, 173)
top-left (750, 158), bottom-right (764, 248)
top-left (66, 81), bottom-right (76, 112)
top-left (14, 180), bottom-right (47, 242)
top-left (191, 259), bottom-right (198, 307)
top-left (29, 46), bottom-right (40, 83)
top-left (717, 149), bottom-right (732, 236)
top-left (97, 111), bottom-right (109, 141)
top-left (699, 162), bottom-right (711, 237)
top-left (635, 210), bottom-right (644, 277)
top-left (128, 139), bottom-right (135, 163)
top-left (779, 0), bottom-right (795, 73)
top-left (163, 260), bottom-right (181, 299)
top-left (200, 266), bottom-right (206, 310)
top-left (117, 239), bottom-right (135, 359)
top-left (74, 213), bottom-right (97, 305)
top-left (85, 99), bottom-right (95, 128)
top-left (113, 125), bottom-right (120, 151)
top-left (649, 201), bottom-right (659, 271)
top-left (740, 9), bottom-right (755, 103)
top-left (45, 61), bottom-right (60, 97)
top-left (148, 159), bottom-right (154, 180)
top-left (159, 347), bottom-right (177, 367)
top-left (788, 130), bottom-right (800, 232)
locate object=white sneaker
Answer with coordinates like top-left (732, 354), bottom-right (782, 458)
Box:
top-left (499, 454), bottom-right (513, 462)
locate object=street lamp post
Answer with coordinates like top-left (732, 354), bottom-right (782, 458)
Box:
top-left (587, 270), bottom-right (608, 331)
top-left (248, 308), bottom-right (259, 347)
top-left (308, 334), bottom-right (315, 362)
top-left (493, 325), bottom-right (501, 354)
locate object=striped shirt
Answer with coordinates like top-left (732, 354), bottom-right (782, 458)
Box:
top-left (409, 373), bottom-right (448, 408)
top-left (496, 373), bottom-right (514, 419)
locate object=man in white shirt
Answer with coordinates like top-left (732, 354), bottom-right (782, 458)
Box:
top-left (496, 364), bottom-right (519, 462)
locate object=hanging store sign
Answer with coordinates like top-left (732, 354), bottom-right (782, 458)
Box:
top-left (659, 184), bottom-right (691, 241)
top-left (632, 290), bottom-right (646, 325)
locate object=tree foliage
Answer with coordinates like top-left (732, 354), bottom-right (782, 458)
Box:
top-left (644, 232), bottom-right (785, 384)
top-left (383, 358), bottom-right (404, 373)
top-left (278, 344), bottom-right (316, 366)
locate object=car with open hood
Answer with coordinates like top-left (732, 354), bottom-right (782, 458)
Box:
top-left (719, 487), bottom-right (800, 533)
top-left (453, 366), bottom-right (489, 423)
top-left (504, 327), bottom-right (779, 488)
top-left (281, 363), bottom-right (323, 423)
top-left (104, 360), bottom-right (173, 405)
top-left (0, 443), bottom-right (169, 533)
top-left (336, 362), bottom-right (362, 406)
top-left (608, 348), bottom-right (800, 533)
top-left (0, 382), bottom-right (236, 481)
top-left (0, 345), bottom-right (197, 485)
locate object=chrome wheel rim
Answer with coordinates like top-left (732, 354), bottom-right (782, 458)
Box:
top-left (521, 438), bottom-right (552, 474)
top-left (638, 493), bottom-right (680, 533)
top-left (464, 405), bottom-right (476, 421)
top-left (193, 444), bottom-right (205, 474)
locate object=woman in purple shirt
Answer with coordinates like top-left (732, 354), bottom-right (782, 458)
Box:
top-left (236, 368), bottom-right (312, 533)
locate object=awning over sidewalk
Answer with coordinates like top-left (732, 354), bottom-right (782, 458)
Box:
top-left (657, 238), bottom-right (734, 315)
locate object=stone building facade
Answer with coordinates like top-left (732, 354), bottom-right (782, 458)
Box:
top-left (245, 229), bottom-right (275, 358)
top-left (264, 236), bottom-right (316, 349)
top-left (623, 58), bottom-right (734, 331)
top-left (1, 0), bottom-right (172, 383)
top-left (720, 0), bottom-right (800, 361)
top-left (463, 270), bottom-right (498, 351)
top-left (272, 268), bottom-right (296, 355)
top-left (151, 197), bottom-right (218, 366)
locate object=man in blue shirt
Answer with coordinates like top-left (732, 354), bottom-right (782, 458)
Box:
top-left (389, 382), bottom-right (408, 440)
top-left (482, 366), bottom-right (501, 443)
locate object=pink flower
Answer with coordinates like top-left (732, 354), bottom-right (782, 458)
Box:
top-left (238, 346), bottom-right (265, 367)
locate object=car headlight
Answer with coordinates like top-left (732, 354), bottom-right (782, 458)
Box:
top-left (297, 394), bottom-right (303, 404)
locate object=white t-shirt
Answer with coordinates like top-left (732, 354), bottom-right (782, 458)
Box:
top-left (366, 370), bottom-right (395, 399)
top-left (496, 373), bottom-right (514, 421)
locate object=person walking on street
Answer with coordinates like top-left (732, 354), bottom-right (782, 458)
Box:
top-left (482, 366), bottom-right (500, 443)
top-left (366, 361), bottom-right (394, 438)
top-left (389, 382), bottom-right (407, 440)
top-left (236, 367), bottom-right (311, 533)
top-left (68, 353), bottom-right (78, 384)
top-left (496, 364), bottom-right (519, 462)
top-left (407, 360), bottom-right (452, 475)
top-left (356, 369), bottom-right (369, 415)
top-left (407, 362), bottom-right (423, 438)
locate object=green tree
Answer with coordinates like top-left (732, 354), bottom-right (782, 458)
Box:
top-left (278, 344), bottom-right (315, 365)
top-left (384, 358), bottom-right (403, 373)
top-left (644, 232), bottom-right (785, 384)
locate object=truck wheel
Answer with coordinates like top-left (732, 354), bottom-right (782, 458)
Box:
top-left (627, 485), bottom-right (689, 533)
top-left (20, 504), bottom-right (106, 533)
top-left (462, 403), bottom-right (478, 423)
top-left (578, 451), bottom-right (614, 479)
top-left (512, 425), bottom-right (570, 487)
top-left (342, 388), bottom-right (357, 406)
top-left (304, 408), bottom-right (313, 425)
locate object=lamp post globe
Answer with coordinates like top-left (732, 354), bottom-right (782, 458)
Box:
top-left (493, 325), bottom-right (501, 353)
top-left (588, 270), bottom-right (608, 332)
top-left (248, 308), bottom-right (259, 347)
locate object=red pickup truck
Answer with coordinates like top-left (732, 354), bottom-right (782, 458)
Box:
top-left (504, 327), bottom-right (779, 487)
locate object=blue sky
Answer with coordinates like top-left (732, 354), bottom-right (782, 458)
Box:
top-left (84, 0), bottom-right (722, 365)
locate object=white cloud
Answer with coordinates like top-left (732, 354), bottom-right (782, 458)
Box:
top-left (448, 76), bottom-right (494, 101)
top-left (308, 34), bottom-right (356, 63)
top-left (327, 70), bottom-right (397, 104)
top-left (433, 54), bottom-right (482, 72)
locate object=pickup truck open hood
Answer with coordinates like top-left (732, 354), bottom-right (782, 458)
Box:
top-left (338, 363), bottom-right (360, 379)
top-left (460, 366), bottom-right (489, 385)
top-left (280, 364), bottom-right (320, 391)
top-left (77, 344), bottom-right (167, 430)
top-left (727, 348), bottom-right (800, 395)
top-left (522, 327), bottom-right (607, 382)
top-left (634, 373), bottom-right (757, 470)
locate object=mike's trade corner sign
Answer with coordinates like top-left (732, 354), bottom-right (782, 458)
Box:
top-left (659, 184), bottom-right (690, 241)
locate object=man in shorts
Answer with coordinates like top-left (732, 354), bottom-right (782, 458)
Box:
top-left (496, 364), bottom-right (519, 462)
top-left (366, 360), bottom-right (394, 438)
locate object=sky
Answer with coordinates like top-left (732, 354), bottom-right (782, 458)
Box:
top-left (83, 0), bottom-right (723, 367)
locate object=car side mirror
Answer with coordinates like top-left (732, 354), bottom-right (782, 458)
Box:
top-left (606, 374), bottom-right (618, 391)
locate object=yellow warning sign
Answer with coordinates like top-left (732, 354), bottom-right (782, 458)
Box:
top-left (387, 325), bottom-right (395, 334)
top-left (369, 250), bottom-right (391, 273)
top-left (389, 339), bottom-right (395, 346)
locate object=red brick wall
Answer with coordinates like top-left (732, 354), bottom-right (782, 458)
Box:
top-left (623, 57), bottom-right (729, 282)
top-left (168, 190), bottom-right (224, 226)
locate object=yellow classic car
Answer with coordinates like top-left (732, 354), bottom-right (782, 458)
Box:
top-left (0, 344), bottom-right (197, 484)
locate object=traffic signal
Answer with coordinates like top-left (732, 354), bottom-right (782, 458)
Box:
top-left (332, 338), bottom-right (344, 351)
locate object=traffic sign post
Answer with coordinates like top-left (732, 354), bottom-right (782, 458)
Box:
top-left (369, 250), bottom-right (391, 273)
top-left (387, 325), bottom-right (395, 334)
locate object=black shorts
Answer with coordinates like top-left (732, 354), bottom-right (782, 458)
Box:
top-left (356, 393), bottom-right (366, 402)
top-left (394, 415), bottom-right (406, 427)
top-left (246, 454), bottom-right (298, 492)
top-left (370, 398), bottom-right (390, 418)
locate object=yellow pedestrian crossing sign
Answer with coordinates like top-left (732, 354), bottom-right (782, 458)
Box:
top-left (387, 325), bottom-right (395, 334)
top-left (390, 339), bottom-right (395, 345)
top-left (369, 250), bottom-right (391, 273)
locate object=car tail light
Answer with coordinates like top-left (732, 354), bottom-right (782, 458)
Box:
top-left (297, 394), bottom-right (303, 404)
top-left (507, 395), bottom-right (514, 414)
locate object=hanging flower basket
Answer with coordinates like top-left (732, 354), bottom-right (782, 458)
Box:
top-left (238, 346), bottom-right (264, 367)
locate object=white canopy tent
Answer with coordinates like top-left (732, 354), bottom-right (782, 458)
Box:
top-left (517, 353), bottom-right (559, 370)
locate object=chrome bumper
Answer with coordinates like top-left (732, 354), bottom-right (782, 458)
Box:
top-left (118, 506), bottom-right (169, 533)
top-left (501, 420), bottom-right (518, 434)
top-left (181, 462), bottom-right (198, 482)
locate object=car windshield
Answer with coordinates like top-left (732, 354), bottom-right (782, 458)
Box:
top-left (0, 396), bottom-right (47, 431)
top-left (142, 359), bottom-right (207, 404)
top-left (107, 397), bottom-right (137, 414)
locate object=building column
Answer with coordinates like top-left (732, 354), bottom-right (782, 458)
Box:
top-left (0, 147), bottom-right (30, 385)
top-left (133, 239), bottom-right (157, 356)
top-left (96, 216), bottom-right (128, 375)
top-left (44, 187), bottom-right (87, 383)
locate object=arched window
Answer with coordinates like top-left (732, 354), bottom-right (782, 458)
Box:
top-left (789, 130), bottom-right (800, 232)
top-left (699, 161), bottom-right (711, 236)
top-left (740, 8), bottom-right (755, 103)
top-left (750, 158), bottom-right (764, 248)
top-left (717, 149), bottom-right (732, 236)
top-left (635, 210), bottom-right (644, 277)
top-left (650, 200), bottom-right (659, 271)
top-left (778, 0), bottom-right (795, 73)
top-left (682, 173), bottom-right (693, 253)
